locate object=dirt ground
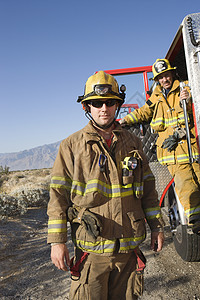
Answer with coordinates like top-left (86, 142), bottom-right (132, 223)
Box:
top-left (0, 207), bottom-right (200, 300)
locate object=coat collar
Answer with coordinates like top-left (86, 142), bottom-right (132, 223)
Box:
top-left (154, 79), bottom-right (180, 96)
top-left (82, 121), bottom-right (122, 143)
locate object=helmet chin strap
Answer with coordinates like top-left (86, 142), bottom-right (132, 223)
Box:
top-left (85, 106), bottom-right (121, 130)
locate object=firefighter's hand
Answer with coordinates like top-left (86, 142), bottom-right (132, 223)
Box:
top-left (151, 231), bottom-right (164, 252)
top-left (180, 89), bottom-right (192, 110)
top-left (119, 118), bottom-right (127, 125)
top-left (51, 243), bottom-right (70, 271)
top-left (180, 88), bottom-right (189, 101)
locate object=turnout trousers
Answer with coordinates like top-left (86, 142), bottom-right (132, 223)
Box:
top-left (69, 251), bottom-right (142, 300)
top-left (167, 162), bottom-right (200, 222)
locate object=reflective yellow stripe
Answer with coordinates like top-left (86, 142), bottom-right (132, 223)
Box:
top-left (75, 235), bottom-right (145, 254)
top-left (151, 114), bottom-right (186, 129)
top-left (158, 155), bottom-right (175, 164)
top-left (75, 239), bottom-right (116, 254)
top-left (127, 112), bottom-right (138, 123)
top-left (48, 228), bottom-right (67, 233)
top-left (158, 152), bottom-right (200, 165)
top-left (144, 171), bottom-right (155, 181)
top-left (146, 213), bottom-right (162, 219)
top-left (185, 205), bottom-right (200, 218)
top-left (144, 206), bottom-right (161, 219)
top-left (51, 176), bottom-right (148, 199)
top-left (119, 235), bottom-right (146, 251)
top-left (71, 179), bottom-right (134, 198)
top-left (51, 171), bottom-right (154, 199)
top-left (145, 206), bottom-right (160, 212)
top-left (176, 152), bottom-right (200, 163)
top-left (48, 219), bottom-right (66, 224)
top-left (151, 117), bottom-right (165, 127)
top-left (50, 176), bottom-right (72, 190)
top-left (48, 219), bottom-right (67, 234)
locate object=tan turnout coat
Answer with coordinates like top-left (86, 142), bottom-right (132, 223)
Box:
top-left (47, 121), bottom-right (163, 255)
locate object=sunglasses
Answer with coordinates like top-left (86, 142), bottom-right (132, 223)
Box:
top-left (89, 99), bottom-right (118, 108)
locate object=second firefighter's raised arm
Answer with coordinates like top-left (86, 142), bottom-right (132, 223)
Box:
top-left (120, 100), bottom-right (155, 126)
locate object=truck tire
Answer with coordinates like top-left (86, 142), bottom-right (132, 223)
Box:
top-left (165, 185), bottom-right (200, 262)
top-left (173, 224), bottom-right (200, 262)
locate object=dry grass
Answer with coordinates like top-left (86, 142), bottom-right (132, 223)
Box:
top-left (0, 168), bottom-right (51, 219)
top-left (0, 168), bottom-right (51, 194)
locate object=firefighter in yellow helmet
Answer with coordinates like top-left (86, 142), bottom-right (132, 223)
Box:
top-left (120, 58), bottom-right (200, 235)
top-left (78, 70), bottom-right (126, 129)
top-left (47, 70), bottom-right (164, 299)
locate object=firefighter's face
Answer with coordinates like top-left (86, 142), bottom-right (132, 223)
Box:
top-left (88, 99), bottom-right (118, 127)
top-left (157, 70), bottom-right (173, 89)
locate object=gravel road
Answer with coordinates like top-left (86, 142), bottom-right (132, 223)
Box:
top-left (0, 207), bottom-right (200, 300)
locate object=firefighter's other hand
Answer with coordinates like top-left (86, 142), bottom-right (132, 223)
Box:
top-left (51, 243), bottom-right (70, 271)
top-left (119, 118), bottom-right (127, 125)
top-left (161, 132), bottom-right (179, 152)
top-left (151, 231), bottom-right (164, 252)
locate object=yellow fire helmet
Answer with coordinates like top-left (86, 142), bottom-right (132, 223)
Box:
top-left (152, 59), bottom-right (176, 80)
top-left (77, 70), bottom-right (126, 103)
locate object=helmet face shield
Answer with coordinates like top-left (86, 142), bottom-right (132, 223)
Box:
top-left (82, 84), bottom-right (124, 102)
top-left (94, 84), bottom-right (112, 96)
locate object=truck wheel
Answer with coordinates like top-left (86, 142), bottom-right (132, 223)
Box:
top-left (173, 224), bottom-right (200, 261)
top-left (165, 185), bottom-right (200, 262)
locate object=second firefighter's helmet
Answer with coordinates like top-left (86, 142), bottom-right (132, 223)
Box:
top-left (77, 70), bottom-right (126, 103)
top-left (152, 59), bottom-right (176, 80)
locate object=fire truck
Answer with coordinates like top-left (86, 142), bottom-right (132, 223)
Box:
top-left (105, 12), bottom-right (200, 262)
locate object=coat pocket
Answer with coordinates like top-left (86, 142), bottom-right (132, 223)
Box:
top-left (133, 249), bottom-right (146, 296)
top-left (132, 269), bottom-right (144, 296)
top-left (72, 222), bottom-right (97, 245)
top-left (69, 261), bottom-right (91, 300)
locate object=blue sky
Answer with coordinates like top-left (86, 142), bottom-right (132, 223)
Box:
top-left (0, 0), bottom-right (199, 153)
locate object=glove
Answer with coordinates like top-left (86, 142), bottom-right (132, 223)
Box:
top-left (161, 131), bottom-right (179, 152)
top-left (67, 206), bottom-right (102, 241)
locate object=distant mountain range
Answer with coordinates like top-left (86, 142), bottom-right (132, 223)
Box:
top-left (0, 141), bottom-right (61, 171)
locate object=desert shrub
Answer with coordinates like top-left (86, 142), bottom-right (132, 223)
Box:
top-left (0, 175), bottom-right (9, 188)
top-left (0, 165), bottom-right (10, 174)
top-left (0, 189), bottom-right (49, 219)
top-left (0, 194), bottom-right (27, 219)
